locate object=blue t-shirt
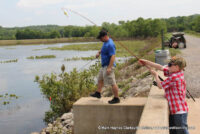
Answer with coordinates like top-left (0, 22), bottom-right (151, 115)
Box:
top-left (101, 38), bottom-right (116, 67)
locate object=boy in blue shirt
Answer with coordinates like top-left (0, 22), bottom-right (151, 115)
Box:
top-left (90, 30), bottom-right (120, 104)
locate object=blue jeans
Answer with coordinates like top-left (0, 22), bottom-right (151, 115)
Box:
top-left (169, 113), bottom-right (189, 134)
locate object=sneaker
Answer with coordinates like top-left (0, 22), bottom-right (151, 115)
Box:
top-left (108, 97), bottom-right (120, 104)
top-left (90, 91), bottom-right (101, 99)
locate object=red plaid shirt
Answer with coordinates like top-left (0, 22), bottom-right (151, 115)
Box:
top-left (161, 67), bottom-right (188, 114)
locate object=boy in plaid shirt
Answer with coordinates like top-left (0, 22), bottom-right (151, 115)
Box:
top-left (139, 56), bottom-right (189, 134)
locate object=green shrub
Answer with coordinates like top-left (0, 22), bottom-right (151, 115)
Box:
top-left (35, 62), bottom-right (101, 123)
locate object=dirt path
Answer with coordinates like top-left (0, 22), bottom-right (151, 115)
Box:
top-left (180, 35), bottom-right (200, 98)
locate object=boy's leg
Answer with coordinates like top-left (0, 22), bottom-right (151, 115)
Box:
top-left (181, 113), bottom-right (189, 134)
top-left (169, 114), bottom-right (176, 134)
top-left (173, 113), bottom-right (189, 134)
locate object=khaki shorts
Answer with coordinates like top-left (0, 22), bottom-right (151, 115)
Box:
top-left (97, 66), bottom-right (116, 86)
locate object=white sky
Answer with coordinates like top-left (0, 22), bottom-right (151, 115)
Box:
top-left (0, 0), bottom-right (199, 27)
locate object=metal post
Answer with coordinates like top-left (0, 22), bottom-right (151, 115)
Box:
top-left (161, 29), bottom-right (164, 50)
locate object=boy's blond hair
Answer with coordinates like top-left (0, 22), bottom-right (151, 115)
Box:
top-left (170, 56), bottom-right (186, 70)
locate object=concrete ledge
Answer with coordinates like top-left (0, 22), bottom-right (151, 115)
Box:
top-left (187, 98), bottom-right (200, 134)
top-left (73, 97), bottom-right (147, 134)
top-left (136, 71), bottom-right (169, 134)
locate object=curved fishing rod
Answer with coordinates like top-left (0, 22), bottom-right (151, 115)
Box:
top-left (62, 8), bottom-right (141, 60)
top-left (62, 8), bottom-right (96, 26)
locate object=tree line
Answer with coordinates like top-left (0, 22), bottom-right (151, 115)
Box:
top-left (0, 14), bottom-right (199, 40)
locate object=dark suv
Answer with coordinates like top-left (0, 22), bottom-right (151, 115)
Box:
top-left (165, 32), bottom-right (186, 49)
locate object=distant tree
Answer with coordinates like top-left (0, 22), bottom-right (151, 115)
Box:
top-left (118, 21), bottom-right (125, 25)
top-left (193, 16), bottom-right (200, 32)
top-left (49, 31), bottom-right (61, 38)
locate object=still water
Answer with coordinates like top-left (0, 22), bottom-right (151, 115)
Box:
top-left (0, 42), bottom-right (98, 134)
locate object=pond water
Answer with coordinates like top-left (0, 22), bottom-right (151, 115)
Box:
top-left (0, 42), bottom-right (99, 134)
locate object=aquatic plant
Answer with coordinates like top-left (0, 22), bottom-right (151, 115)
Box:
top-left (0, 59), bottom-right (18, 63)
top-left (64, 56), bottom-right (95, 61)
top-left (27, 55), bottom-right (56, 59)
top-left (0, 93), bottom-right (19, 105)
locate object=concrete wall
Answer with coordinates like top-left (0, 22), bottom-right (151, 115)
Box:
top-left (136, 71), bottom-right (169, 134)
top-left (73, 97), bottom-right (147, 134)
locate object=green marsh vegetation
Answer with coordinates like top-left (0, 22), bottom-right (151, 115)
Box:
top-left (27, 55), bottom-right (56, 59)
top-left (5, 47), bottom-right (16, 50)
top-left (0, 59), bottom-right (18, 63)
top-left (48, 39), bottom-right (155, 57)
top-left (0, 93), bottom-right (19, 105)
top-left (64, 56), bottom-right (95, 61)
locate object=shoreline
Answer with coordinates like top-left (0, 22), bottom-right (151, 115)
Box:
top-left (0, 37), bottom-right (147, 46)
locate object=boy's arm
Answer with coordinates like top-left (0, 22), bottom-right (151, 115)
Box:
top-left (139, 59), bottom-right (163, 71)
top-left (154, 74), bottom-right (162, 89)
top-left (150, 69), bottom-right (162, 89)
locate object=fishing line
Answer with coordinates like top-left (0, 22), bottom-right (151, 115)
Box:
top-left (78, 58), bottom-right (98, 71)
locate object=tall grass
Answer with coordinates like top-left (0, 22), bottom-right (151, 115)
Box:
top-left (48, 39), bottom-right (155, 57)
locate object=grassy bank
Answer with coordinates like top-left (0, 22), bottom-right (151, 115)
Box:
top-left (48, 38), bottom-right (160, 57)
top-left (0, 37), bottom-right (98, 46)
top-left (185, 31), bottom-right (200, 38)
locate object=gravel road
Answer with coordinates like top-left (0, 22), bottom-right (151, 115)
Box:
top-left (181, 35), bottom-right (200, 98)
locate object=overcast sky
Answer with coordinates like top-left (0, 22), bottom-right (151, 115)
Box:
top-left (0, 0), bottom-right (199, 27)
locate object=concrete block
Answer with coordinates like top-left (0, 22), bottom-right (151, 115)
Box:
top-left (73, 97), bottom-right (147, 134)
